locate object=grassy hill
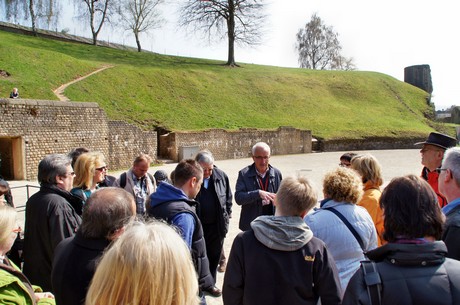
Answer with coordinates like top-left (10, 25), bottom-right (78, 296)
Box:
top-left (0, 29), bottom-right (453, 140)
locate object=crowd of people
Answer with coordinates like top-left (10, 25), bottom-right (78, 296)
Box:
top-left (1, 132), bottom-right (460, 305)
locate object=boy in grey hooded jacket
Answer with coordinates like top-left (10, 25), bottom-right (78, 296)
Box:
top-left (223, 176), bottom-right (342, 305)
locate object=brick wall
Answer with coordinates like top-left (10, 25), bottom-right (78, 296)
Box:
top-left (0, 99), bottom-right (157, 180)
top-left (161, 127), bottom-right (312, 162)
top-left (108, 121), bottom-right (157, 170)
top-left (0, 99), bottom-right (314, 180)
top-left (319, 137), bottom-right (425, 152)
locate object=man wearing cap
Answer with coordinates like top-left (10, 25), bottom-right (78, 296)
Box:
top-left (153, 169), bottom-right (171, 185)
top-left (415, 132), bottom-right (457, 208)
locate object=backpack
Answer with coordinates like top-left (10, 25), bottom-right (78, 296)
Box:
top-left (361, 260), bottom-right (382, 305)
top-left (119, 172), bottom-right (155, 188)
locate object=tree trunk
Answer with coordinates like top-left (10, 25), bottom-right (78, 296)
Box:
top-left (226, 0), bottom-right (237, 66)
top-left (135, 31), bottom-right (142, 52)
top-left (28, 0), bottom-right (37, 36)
top-left (90, 8), bottom-right (98, 45)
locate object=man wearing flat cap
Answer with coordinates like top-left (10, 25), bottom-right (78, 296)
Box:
top-left (415, 132), bottom-right (457, 207)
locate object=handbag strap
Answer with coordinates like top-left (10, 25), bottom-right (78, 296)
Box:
top-left (323, 206), bottom-right (365, 251)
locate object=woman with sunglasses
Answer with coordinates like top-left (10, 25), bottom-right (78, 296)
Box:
top-left (71, 152), bottom-right (107, 215)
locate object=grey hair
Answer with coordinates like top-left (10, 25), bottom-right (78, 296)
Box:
top-left (251, 142), bottom-right (271, 156)
top-left (37, 154), bottom-right (72, 185)
top-left (442, 147), bottom-right (460, 186)
top-left (195, 150), bottom-right (214, 165)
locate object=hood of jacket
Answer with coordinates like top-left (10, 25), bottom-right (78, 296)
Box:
top-left (250, 216), bottom-right (313, 251)
top-left (149, 182), bottom-right (190, 208)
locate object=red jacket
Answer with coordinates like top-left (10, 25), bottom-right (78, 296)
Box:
top-left (421, 167), bottom-right (448, 208)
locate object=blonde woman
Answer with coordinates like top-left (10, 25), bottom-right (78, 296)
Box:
top-left (305, 167), bottom-right (377, 291)
top-left (85, 220), bottom-right (199, 305)
top-left (351, 154), bottom-right (385, 246)
top-left (71, 152), bottom-right (107, 215)
top-left (0, 205), bottom-right (55, 305)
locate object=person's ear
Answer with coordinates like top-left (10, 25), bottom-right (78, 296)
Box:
top-left (55, 174), bottom-right (65, 186)
top-left (108, 227), bottom-right (126, 241)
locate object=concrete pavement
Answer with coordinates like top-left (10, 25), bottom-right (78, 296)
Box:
top-left (8, 149), bottom-right (422, 305)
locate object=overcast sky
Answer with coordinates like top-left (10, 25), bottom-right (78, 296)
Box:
top-left (62, 0), bottom-right (459, 110)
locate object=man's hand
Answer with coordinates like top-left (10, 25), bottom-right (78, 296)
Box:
top-left (259, 190), bottom-right (276, 205)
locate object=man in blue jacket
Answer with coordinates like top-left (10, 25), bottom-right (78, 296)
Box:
top-left (235, 142), bottom-right (282, 231)
top-left (148, 159), bottom-right (216, 303)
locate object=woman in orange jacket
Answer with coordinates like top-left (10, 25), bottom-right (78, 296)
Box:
top-left (351, 154), bottom-right (385, 246)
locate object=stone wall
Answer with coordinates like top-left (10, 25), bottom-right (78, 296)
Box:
top-left (319, 137), bottom-right (425, 152)
top-left (0, 99), bottom-right (157, 180)
top-left (160, 127), bottom-right (312, 162)
top-left (108, 121), bottom-right (157, 170)
top-left (0, 99), bottom-right (313, 180)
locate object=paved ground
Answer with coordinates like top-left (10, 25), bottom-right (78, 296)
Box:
top-left (9, 149), bottom-right (422, 304)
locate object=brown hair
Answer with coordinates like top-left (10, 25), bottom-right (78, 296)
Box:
top-left (173, 159), bottom-right (203, 188)
top-left (380, 175), bottom-right (444, 242)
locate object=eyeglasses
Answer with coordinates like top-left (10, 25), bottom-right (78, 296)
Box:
top-left (435, 167), bottom-right (448, 174)
top-left (96, 166), bottom-right (108, 172)
top-left (254, 156), bottom-right (270, 160)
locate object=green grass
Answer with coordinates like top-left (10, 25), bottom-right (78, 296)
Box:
top-left (0, 30), bottom-right (454, 139)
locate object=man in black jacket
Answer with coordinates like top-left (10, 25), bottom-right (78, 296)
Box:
top-left (438, 146), bottom-right (460, 260)
top-left (22, 154), bottom-right (82, 292)
top-left (52, 187), bottom-right (135, 305)
top-left (223, 176), bottom-right (342, 305)
top-left (195, 150), bottom-right (232, 283)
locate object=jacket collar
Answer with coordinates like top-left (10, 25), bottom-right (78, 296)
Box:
top-left (247, 163), bottom-right (275, 178)
top-left (366, 241), bottom-right (447, 266)
top-left (73, 230), bottom-right (112, 251)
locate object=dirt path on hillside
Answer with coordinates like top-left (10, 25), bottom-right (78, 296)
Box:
top-left (53, 65), bottom-right (114, 101)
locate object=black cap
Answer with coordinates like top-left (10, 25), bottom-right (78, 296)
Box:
top-left (415, 132), bottom-right (457, 150)
top-left (153, 170), bottom-right (170, 184)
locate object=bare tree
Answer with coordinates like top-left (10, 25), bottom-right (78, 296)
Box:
top-left (179, 0), bottom-right (266, 67)
top-left (296, 13), bottom-right (354, 70)
top-left (331, 55), bottom-right (356, 71)
top-left (75, 0), bottom-right (112, 45)
top-left (2, 0), bottom-right (61, 34)
top-left (116, 0), bottom-right (165, 52)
